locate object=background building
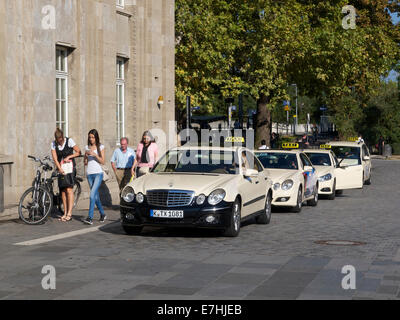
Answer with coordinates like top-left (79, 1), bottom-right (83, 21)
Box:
top-left (0, 0), bottom-right (175, 208)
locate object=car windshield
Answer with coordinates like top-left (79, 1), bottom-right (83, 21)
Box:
top-left (305, 153), bottom-right (332, 166)
top-left (331, 146), bottom-right (361, 159)
top-left (152, 149), bottom-right (239, 174)
top-left (255, 152), bottom-right (298, 170)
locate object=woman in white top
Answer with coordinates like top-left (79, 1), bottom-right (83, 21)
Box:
top-left (51, 128), bottom-right (81, 222)
top-left (83, 129), bottom-right (106, 225)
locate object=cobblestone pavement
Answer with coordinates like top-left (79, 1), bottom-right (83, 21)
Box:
top-left (0, 159), bottom-right (399, 300)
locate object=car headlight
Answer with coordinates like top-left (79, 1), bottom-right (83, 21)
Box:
top-left (273, 183), bottom-right (280, 191)
top-left (136, 192), bottom-right (144, 203)
top-left (207, 189), bottom-right (226, 205)
top-left (281, 179), bottom-right (294, 190)
top-left (196, 194), bottom-right (206, 205)
top-left (318, 173), bottom-right (332, 182)
top-left (122, 186), bottom-right (135, 203)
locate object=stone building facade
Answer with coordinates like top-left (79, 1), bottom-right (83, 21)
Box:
top-left (0, 0), bottom-right (175, 207)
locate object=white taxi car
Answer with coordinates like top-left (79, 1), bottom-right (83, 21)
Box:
top-left (327, 141), bottom-right (372, 188)
top-left (255, 145), bottom-right (319, 213)
top-left (304, 147), bottom-right (354, 200)
top-left (120, 146), bottom-right (273, 237)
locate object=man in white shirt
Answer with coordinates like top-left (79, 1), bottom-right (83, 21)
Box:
top-left (111, 137), bottom-right (136, 191)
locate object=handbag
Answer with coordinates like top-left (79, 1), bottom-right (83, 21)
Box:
top-left (58, 172), bottom-right (75, 189)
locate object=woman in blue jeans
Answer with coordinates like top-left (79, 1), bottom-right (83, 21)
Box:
top-left (83, 129), bottom-right (106, 225)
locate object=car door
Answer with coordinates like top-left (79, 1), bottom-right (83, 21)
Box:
top-left (361, 144), bottom-right (371, 181)
top-left (299, 153), bottom-right (317, 199)
top-left (237, 150), bottom-right (265, 217)
top-left (333, 151), bottom-right (363, 189)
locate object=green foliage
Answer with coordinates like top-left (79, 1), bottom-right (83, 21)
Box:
top-left (359, 81), bottom-right (400, 146)
top-left (175, 0), bottom-right (400, 141)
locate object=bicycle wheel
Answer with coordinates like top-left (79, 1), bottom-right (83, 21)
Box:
top-left (58, 181), bottom-right (82, 214)
top-left (19, 186), bottom-right (53, 225)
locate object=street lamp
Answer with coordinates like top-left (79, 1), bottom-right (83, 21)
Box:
top-left (290, 84), bottom-right (298, 134)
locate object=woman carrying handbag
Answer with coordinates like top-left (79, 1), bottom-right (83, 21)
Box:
top-left (83, 129), bottom-right (107, 225)
top-left (51, 128), bottom-right (81, 222)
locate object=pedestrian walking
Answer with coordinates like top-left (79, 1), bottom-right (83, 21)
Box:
top-left (258, 140), bottom-right (268, 150)
top-left (132, 131), bottom-right (159, 178)
top-left (83, 129), bottom-right (106, 225)
top-left (378, 136), bottom-right (385, 155)
top-left (51, 128), bottom-right (81, 222)
top-left (111, 137), bottom-right (135, 191)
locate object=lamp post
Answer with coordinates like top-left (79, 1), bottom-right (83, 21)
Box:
top-left (290, 84), bottom-right (298, 135)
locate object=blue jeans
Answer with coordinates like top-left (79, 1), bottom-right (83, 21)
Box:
top-left (87, 173), bottom-right (105, 219)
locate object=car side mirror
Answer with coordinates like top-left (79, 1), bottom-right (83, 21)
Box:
top-left (303, 166), bottom-right (313, 172)
top-left (363, 156), bottom-right (370, 161)
top-left (244, 168), bottom-right (259, 178)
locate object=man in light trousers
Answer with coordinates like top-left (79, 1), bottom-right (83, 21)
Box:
top-left (111, 137), bottom-right (135, 192)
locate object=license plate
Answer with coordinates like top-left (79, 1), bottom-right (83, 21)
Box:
top-left (150, 210), bottom-right (184, 219)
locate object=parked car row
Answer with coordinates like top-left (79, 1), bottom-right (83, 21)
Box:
top-left (119, 140), bottom-right (372, 237)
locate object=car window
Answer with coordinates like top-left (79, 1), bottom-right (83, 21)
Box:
top-left (331, 146), bottom-right (361, 165)
top-left (255, 152), bottom-right (298, 170)
top-left (241, 151), bottom-right (262, 171)
top-left (153, 150), bottom-right (240, 174)
top-left (305, 152), bottom-right (332, 166)
top-left (300, 153), bottom-right (312, 167)
top-left (362, 145), bottom-right (370, 158)
top-left (331, 152), bottom-right (339, 166)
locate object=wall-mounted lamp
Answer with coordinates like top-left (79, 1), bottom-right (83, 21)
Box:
top-left (157, 96), bottom-right (164, 107)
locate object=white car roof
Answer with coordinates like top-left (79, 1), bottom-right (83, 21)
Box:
top-left (327, 141), bottom-right (363, 147)
top-left (169, 146), bottom-right (243, 153)
top-left (254, 149), bottom-right (303, 154)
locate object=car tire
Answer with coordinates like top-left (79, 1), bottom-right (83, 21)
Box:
top-left (223, 198), bottom-right (241, 237)
top-left (292, 186), bottom-right (303, 213)
top-left (328, 180), bottom-right (336, 200)
top-left (335, 189), bottom-right (343, 195)
top-left (256, 192), bottom-right (272, 225)
top-left (123, 225), bottom-right (143, 235)
top-left (307, 184), bottom-right (319, 207)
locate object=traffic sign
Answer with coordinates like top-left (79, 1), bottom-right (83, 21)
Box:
top-left (284, 105), bottom-right (290, 111)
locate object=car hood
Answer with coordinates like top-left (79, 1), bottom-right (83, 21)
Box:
top-left (127, 172), bottom-right (237, 195)
top-left (263, 169), bottom-right (298, 183)
top-left (313, 166), bottom-right (331, 177)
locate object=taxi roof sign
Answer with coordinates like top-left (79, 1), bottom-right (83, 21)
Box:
top-left (320, 144), bottom-right (331, 149)
top-left (282, 143), bottom-right (299, 149)
top-left (348, 137), bottom-right (358, 142)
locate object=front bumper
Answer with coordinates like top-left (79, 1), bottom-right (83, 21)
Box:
top-left (120, 199), bottom-right (234, 229)
top-left (318, 179), bottom-right (334, 194)
top-left (271, 188), bottom-right (297, 207)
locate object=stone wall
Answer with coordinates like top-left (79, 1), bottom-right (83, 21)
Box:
top-left (0, 0), bottom-right (175, 206)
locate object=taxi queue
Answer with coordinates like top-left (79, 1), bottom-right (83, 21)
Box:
top-left (119, 137), bottom-right (372, 237)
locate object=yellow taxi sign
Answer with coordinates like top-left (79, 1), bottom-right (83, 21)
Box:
top-left (348, 137), bottom-right (358, 142)
top-left (320, 144), bottom-right (331, 149)
top-left (282, 143), bottom-right (299, 149)
top-left (225, 137), bottom-right (245, 143)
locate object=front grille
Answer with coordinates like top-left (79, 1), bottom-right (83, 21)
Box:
top-left (146, 190), bottom-right (195, 207)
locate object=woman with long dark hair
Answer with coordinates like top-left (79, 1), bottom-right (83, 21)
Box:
top-left (132, 131), bottom-right (159, 178)
top-left (83, 129), bottom-right (106, 225)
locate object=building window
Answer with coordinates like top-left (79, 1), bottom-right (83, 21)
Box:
top-left (56, 47), bottom-right (68, 136)
top-left (116, 0), bottom-right (124, 8)
top-left (116, 58), bottom-right (125, 143)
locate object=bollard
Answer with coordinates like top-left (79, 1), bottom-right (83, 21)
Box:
top-left (383, 144), bottom-right (392, 158)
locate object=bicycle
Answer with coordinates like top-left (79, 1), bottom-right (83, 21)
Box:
top-left (19, 155), bottom-right (82, 225)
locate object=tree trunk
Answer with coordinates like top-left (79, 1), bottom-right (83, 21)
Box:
top-left (255, 93), bottom-right (272, 148)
